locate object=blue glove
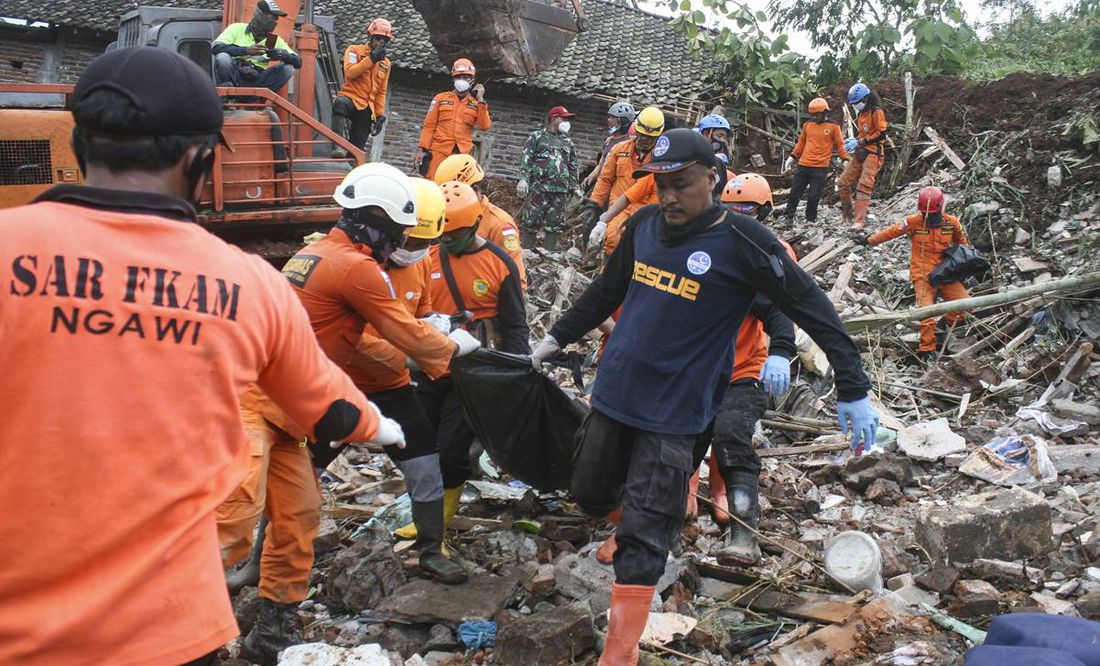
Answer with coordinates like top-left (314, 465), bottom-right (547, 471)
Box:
top-left (759, 355), bottom-right (791, 396)
top-left (844, 138), bottom-right (859, 153)
top-left (836, 396), bottom-right (880, 453)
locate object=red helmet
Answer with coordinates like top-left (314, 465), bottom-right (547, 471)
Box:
top-left (918, 186), bottom-right (945, 214)
top-left (367, 18), bottom-right (393, 39)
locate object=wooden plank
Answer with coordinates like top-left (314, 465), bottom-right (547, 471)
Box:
top-left (804, 240), bottom-right (855, 275)
top-left (797, 238), bottom-right (837, 268)
top-left (829, 261), bottom-right (855, 304)
top-left (773, 597), bottom-right (902, 666)
top-left (758, 442), bottom-right (849, 457)
top-left (923, 126), bottom-right (966, 170)
top-left (698, 577), bottom-right (858, 625)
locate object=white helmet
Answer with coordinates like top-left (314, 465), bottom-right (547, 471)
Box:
top-left (333, 162), bottom-right (417, 227)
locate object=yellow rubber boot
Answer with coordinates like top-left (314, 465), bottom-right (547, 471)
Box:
top-left (394, 484), bottom-right (464, 541)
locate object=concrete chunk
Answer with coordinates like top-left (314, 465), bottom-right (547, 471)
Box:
top-left (1051, 399), bottom-right (1100, 425)
top-left (495, 603), bottom-right (595, 666)
top-left (898, 418), bottom-right (968, 461)
top-left (915, 487), bottom-right (1053, 564)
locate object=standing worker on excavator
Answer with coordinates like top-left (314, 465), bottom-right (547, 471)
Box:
top-left (399, 181), bottom-right (529, 538)
top-left (586, 106), bottom-right (665, 254)
top-left (415, 58), bottom-right (491, 179)
top-left (856, 185), bottom-right (970, 359)
top-left (781, 97), bottom-right (849, 225)
top-left (531, 129), bottom-right (878, 665)
top-left (212, 0), bottom-right (301, 93)
top-left (517, 105), bottom-right (580, 252)
top-left (331, 18), bottom-right (393, 156)
top-left (222, 164), bottom-right (481, 663)
top-left (837, 83), bottom-right (888, 229)
top-left (434, 154), bottom-right (527, 289)
top-left (0, 47), bottom-right (390, 666)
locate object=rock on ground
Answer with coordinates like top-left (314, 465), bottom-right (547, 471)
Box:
top-left (374, 572), bottom-right (522, 626)
top-left (277, 642), bottom-right (390, 666)
top-left (325, 538), bottom-right (408, 613)
top-left (842, 452), bottom-right (914, 492)
top-left (915, 487), bottom-right (1053, 563)
top-left (494, 603), bottom-right (596, 666)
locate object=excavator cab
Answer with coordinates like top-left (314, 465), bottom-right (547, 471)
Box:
top-left (411, 0), bottom-right (587, 80)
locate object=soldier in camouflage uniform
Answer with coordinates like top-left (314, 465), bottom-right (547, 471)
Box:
top-left (517, 105), bottom-right (580, 251)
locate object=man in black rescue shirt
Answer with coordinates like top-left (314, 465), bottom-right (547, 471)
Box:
top-left (531, 129), bottom-right (880, 666)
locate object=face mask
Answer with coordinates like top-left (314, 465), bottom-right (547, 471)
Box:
top-left (711, 140), bottom-right (728, 154)
top-left (558, 121), bottom-right (571, 134)
top-left (388, 247), bottom-right (429, 267)
top-left (441, 226), bottom-right (477, 254)
top-left (853, 101), bottom-right (866, 113)
top-left (925, 211), bottom-right (944, 228)
top-left (454, 79), bottom-right (471, 93)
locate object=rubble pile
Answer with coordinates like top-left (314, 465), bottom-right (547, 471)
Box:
top-left (227, 73), bottom-right (1099, 666)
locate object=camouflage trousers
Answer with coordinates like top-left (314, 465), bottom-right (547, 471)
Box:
top-left (520, 190), bottom-right (572, 234)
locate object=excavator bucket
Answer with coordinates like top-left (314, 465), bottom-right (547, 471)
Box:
top-left (411, 0), bottom-right (583, 79)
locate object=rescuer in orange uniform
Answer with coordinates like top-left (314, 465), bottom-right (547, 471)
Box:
top-left (782, 97), bottom-right (849, 224)
top-left (0, 47), bottom-right (393, 666)
top-left (331, 18), bottom-right (393, 154)
top-left (406, 181), bottom-right (529, 531)
top-left (838, 83), bottom-right (889, 229)
top-left (434, 153), bottom-right (526, 289)
top-left (415, 58), bottom-right (492, 179)
top-left (223, 163), bottom-right (480, 662)
top-left (345, 177), bottom-right (473, 585)
top-left (857, 185), bottom-right (970, 356)
top-left (585, 106), bottom-right (665, 252)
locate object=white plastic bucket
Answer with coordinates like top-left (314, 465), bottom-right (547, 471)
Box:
top-left (824, 530), bottom-right (883, 593)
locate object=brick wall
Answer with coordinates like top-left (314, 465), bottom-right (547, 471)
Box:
top-left (0, 25), bottom-right (112, 85)
top-left (369, 70), bottom-right (610, 182)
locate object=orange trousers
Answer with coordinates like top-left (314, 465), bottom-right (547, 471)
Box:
top-left (424, 146), bottom-right (462, 180)
top-left (838, 152), bottom-right (882, 202)
top-left (914, 277), bottom-right (970, 352)
top-left (217, 407), bottom-right (321, 603)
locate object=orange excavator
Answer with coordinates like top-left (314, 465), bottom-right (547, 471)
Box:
top-left (0, 0), bottom-right (585, 255)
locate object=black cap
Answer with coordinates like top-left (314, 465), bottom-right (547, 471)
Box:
top-left (258, 0), bottom-right (288, 16)
top-left (633, 128), bottom-right (716, 178)
top-left (73, 47), bottom-right (223, 137)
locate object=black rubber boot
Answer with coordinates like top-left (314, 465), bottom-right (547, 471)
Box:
top-left (411, 499), bottom-right (468, 584)
top-left (226, 515), bottom-right (266, 594)
top-left (240, 598), bottom-right (303, 665)
top-left (330, 113), bottom-right (351, 158)
top-left (716, 472), bottom-right (761, 567)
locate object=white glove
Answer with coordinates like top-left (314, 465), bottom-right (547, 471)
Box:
top-left (365, 402), bottom-right (406, 449)
top-left (530, 335), bottom-right (560, 371)
top-left (420, 313), bottom-right (452, 335)
top-left (449, 328), bottom-right (481, 357)
top-left (516, 179), bottom-right (529, 197)
top-left (588, 220), bottom-right (607, 247)
top-left (783, 156), bottom-right (795, 174)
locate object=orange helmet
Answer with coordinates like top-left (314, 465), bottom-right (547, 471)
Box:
top-left (367, 18), bottom-right (393, 39)
top-left (441, 181), bottom-right (484, 231)
top-left (721, 173), bottom-right (773, 206)
top-left (808, 97), bottom-right (829, 113)
top-left (434, 154), bottom-right (485, 186)
top-left (451, 58), bottom-right (476, 77)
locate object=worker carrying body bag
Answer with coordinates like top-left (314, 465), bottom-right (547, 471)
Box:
top-left (451, 349), bottom-right (588, 492)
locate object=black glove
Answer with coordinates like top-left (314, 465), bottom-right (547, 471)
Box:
top-left (580, 201), bottom-right (602, 230)
top-left (854, 234), bottom-right (870, 247)
top-left (267, 48), bottom-right (287, 61)
top-left (370, 44), bottom-right (387, 63)
top-left (371, 115), bottom-right (386, 136)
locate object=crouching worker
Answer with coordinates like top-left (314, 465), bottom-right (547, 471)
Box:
top-left (856, 185), bottom-right (970, 359)
top-left (531, 129), bottom-right (878, 665)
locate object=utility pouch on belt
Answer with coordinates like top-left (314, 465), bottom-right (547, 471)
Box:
top-left (855, 146), bottom-right (870, 161)
top-left (418, 150), bottom-right (432, 177)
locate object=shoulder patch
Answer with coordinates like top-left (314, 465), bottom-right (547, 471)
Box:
top-left (502, 235), bottom-right (520, 251)
top-left (347, 51), bottom-right (358, 64)
top-left (899, 219), bottom-right (908, 229)
top-left (378, 270), bottom-right (396, 298)
top-left (472, 278), bottom-right (490, 297)
top-left (283, 254), bottom-right (321, 287)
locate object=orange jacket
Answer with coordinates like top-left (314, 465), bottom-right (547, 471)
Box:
top-left (418, 90), bottom-right (491, 155)
top-left (338, 45), bottom-right (390, 116)
top-left (730, 241), bottom-right (798, 382)
top-left (428, 242), bottom-right (529, 355)
top-left (793, 121), bottom-right (849, 167)
top-left (856, 108), bottom-right (889, 156)
top-left (868, 212), bottom-right (968, 281)
top-left (481, 198), bottom-right (526, 289)
top-left (283, 228), bottom-right (454, 378)
top-left (604, 173), bottom-right (657, 254)
top-left (591, 137), bottom-right (643, 207)
top-left (0, 191), bottom-right (376, 666)
top-left (348, 257), bottom-right (434, 394)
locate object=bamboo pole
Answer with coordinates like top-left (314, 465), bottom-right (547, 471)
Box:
top-left (843, 272), bottom-right (1100, 333)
